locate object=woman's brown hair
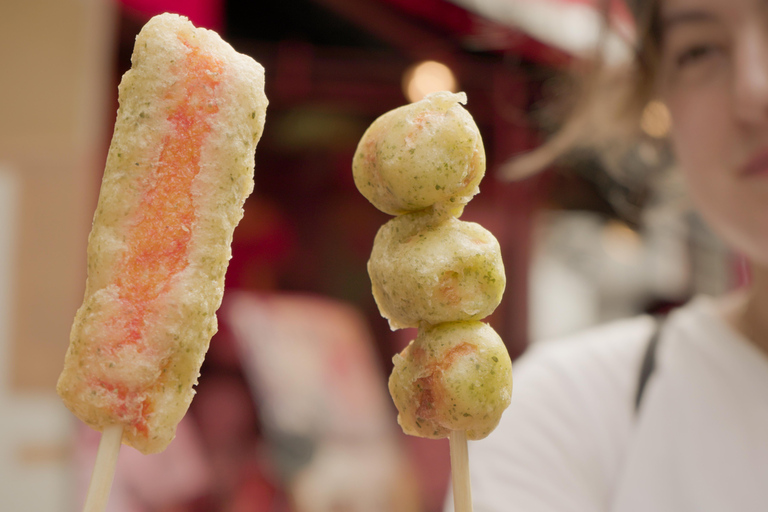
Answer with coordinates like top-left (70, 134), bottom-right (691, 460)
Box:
top-left (503, 0), bottom-right (664, 180)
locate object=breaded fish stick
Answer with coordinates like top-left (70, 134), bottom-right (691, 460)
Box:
top-left (57, 13), bottom-right (268, 456)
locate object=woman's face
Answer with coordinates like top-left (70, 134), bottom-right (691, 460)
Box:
top-left (659, 0), bottom-right (768, 264)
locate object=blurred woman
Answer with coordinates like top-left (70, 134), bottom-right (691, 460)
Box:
top-left (463, 0), bottom-right (768, 510)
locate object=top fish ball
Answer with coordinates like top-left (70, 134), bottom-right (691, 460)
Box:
top-left (352, 91), bottom-right (485, 216)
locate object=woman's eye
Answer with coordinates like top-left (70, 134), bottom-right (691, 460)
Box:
top-left (675, 44), bottom-right (718, 68)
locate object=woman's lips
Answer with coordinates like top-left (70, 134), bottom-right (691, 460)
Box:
top-left (742, 151), bottom-right (768, 177)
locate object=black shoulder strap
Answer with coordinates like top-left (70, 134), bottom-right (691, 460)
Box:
top-left (634, 316), bottom-right (665, 412)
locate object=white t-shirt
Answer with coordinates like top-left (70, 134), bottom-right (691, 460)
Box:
top-left (455, 296), bottom-right (768, 512)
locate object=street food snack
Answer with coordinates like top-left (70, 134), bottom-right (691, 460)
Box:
top-left (57, 13), bottom-right (268, 455)
top-left (389, 321), bottom-right (513, 440)
top-left (368, 211), bottom-right (505, 329)
top-left (353, 91), bottom-right (512, 441)
top-left (354, 91), bottom-right (511, 511)
top-left (352, 91), bottom-right (485, 217)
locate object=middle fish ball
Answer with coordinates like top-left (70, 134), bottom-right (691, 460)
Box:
top-left (368, 210), bottom-right (506, 330)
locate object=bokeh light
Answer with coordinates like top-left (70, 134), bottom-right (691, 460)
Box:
top-left (402, 60), bottom-right (458, 103)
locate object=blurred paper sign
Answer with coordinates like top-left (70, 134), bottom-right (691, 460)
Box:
top-left (224, 293), bottom-right (419, 511)
top-left (223, 292), bottom-right (394, 440)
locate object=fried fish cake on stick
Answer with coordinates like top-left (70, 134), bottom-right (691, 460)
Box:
top-left (56, 13), bottom-right (267, 510)
top-left (369, 211), bottom-right (505, 329)
top-left (353, 92), bottom-right (512, 512)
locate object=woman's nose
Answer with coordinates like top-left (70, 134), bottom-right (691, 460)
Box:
top-left (733, 24), bottom-right (768, 125)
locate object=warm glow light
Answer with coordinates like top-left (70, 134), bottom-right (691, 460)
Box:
top-left (601, 220), bottom-right (642, 265)
top-left (640, 100), bottom-right (671, 138)
top-left (402, 60), bottom-right (458, 103)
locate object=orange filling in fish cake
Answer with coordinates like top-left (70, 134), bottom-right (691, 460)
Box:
top-left (99, 37), bottom-right (224, 435)
top-left (413, 342), bottom-right (476, 422)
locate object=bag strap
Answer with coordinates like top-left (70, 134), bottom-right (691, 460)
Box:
top-left (634, 315), bottom-right (665, 412)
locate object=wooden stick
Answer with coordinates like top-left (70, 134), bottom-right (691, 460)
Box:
top-left (82, 425), bottom-right (124, 512)
top-left (449, 430), bottom-right (473, 512)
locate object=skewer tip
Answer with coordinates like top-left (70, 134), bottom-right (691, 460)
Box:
top-left (449, 430), bottom-right (473, 512)
top-left (82, 424), bottom-right (124, 512)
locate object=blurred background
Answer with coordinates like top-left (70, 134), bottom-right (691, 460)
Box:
top-left (0, 0), bottom-right (743, 511)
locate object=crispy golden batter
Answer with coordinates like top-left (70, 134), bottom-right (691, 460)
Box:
top-left (369, 210), bottom-right (505, 329)
top-left (355, 91), bottom-right (513, 441)
top-left (389, 321), bottom-right (513, 440)
top-left (353, 91), bottom-right (485, 216)
top-left (57, 13), bottom-right (268, 454)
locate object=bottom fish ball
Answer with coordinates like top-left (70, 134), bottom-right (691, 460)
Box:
top-left (388, 321), bottom-right (513, 440)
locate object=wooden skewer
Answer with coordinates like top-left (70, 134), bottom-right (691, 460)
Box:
top-left (82, 425), bottom-right (124, 512)
top-left (449, 430), bottom-right (473, 512)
